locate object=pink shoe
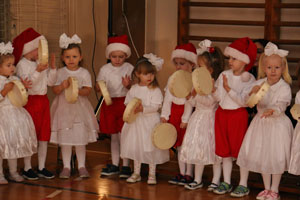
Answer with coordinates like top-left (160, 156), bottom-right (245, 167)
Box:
top-left (266, 191), bottom-right (280, 200)
top-left (0, 175), bottom-right (8, 185)
top-left (78, 167), bottom-right (90, 178)
top-left (256, 190), bottom-right (270, 200)
top-left (59, 168), bottom-right (70, 179)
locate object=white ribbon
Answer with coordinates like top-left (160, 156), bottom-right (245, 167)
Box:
top-left (0, 42), bottom-right (13, 55)
top-left (197, 39), bottom-right (212, 55)
top-left (264, 42), bottom-right (288, 57)
top-left (59, 33), bottom-right (82, 49)
top-left (143, 53), bottom-right (164, 71)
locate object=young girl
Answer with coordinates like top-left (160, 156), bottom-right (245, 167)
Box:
top-left (212, 37), bottom-right (257, 195)
top-left (0, 42), bottom-right (37, 184)
top-left (235, 42), bottom-right (293, 200)
top-left (161, 43), bottom-right (197, 185)
top-left (50, 33), bottom-right (99, 179)
top-left (120, 53), bottom-right (169, 185)
top-left (180, 40), bottom-right (224, 191)
top-left (96, 35), bottom-right (134, 178)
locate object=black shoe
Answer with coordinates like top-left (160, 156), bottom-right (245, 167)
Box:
top-left (100, 164), bottom-right (120, 176)
top-left (22, 169), bottom-right (39, 180)
top-left (119, 166), bottom-right (132, 178)
top-left (37, 168), bottom-right (55, 179)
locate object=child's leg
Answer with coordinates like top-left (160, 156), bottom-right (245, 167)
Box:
top-left (7, 159), bottom-right (23, 182)
top-left (261, 173), bottom-right (271, 190)
top-left (212, 163), bottom-right (222, 185)
top-left (126, 161), bottom-right (141, 183)
top-left (194, 164), bottom-right (204, 184)
top-left (111, 133), bottom-right (120, 166)
top-left (76, 145), bottom-right (90, 178)
top-left (223, 157), bottom-right (232, 184)
top-left (230, 167), bottom-right (250, 197)
top-left (0, 158), bottom-right (7, 184)
top-left (59, 145), bottom-right (72, 178)
top-left (270, 174), bottom-right (282, 193)
top-left (177, 146), bottom-right (186, 175)
top-left (38, 141), bottom-right (48, 170)
top-left (24, 156), bottom-right (32, 171)
top-left (147, 164), bottom-right (157, 184)
top-left (239, 167), bottom-right (249, 187)
top-left (23, 156), bottom-right (38, 180)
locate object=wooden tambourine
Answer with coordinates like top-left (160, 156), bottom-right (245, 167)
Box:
top-left (65, 77), bottom-right (79, 103)
top-left (123, 97), bottom-right (142, 124)
top-left (98, 80), bottom-right (112, 106)
top-left (38, 39), bottom-right (48, 65)
top-left (291, 104), bottom-right (300, 122)
top-left (168, 70), bottom-right (193, 98)
top-left (151, 123), bottom-right (177, 150)
top-left (246, 82), bottom-right (270, 108)
top-left (7, 80), bottom-right (28, 107)
top-left (192, 67), bottom-right (213, 95)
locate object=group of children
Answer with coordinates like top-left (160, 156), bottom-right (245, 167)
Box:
top-left (0, 27), bottom-right (299, 200)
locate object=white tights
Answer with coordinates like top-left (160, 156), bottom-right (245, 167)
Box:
top-left (23, 141), bottom-right (49, 171)
top-left (61, 145), bottom-right (86, 169)
top-left (133, 161), bottom-right (156, 177)
top-left (262, 173), bottom-right (282, 193)
top-left (177, 146), bottom-right (193, 176)
top-left (111, 133), bottom-right (129, 167)
top-left (222, 157), bottom-right (233, 184)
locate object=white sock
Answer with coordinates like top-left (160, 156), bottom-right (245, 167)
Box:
top-left (239, 167), bottom-right (249, 187)
top-left (177, 146), bottom-right (186, 175)
top-left (212, 163), bottom-right (222, 185)
top-left (122, 158), bottom-right (129, 167)
top-left (270, 174), bottom-right (282, 193)
top-left (111, 133), bottom-right (120, 166)
top-left (61, 145), bottom-right (72, 169)
top-left (24, 156), bottom-right (32, 171)
top-left (38, 141), bottom-right (48, 170)
top-left (194, 164), bottom-right (204, 183)
top-left (0, 158), bottom-right (3, 176)
top-left (7, 159), bottom-right (18, 175)
top-left (149, 164), bottom-right (156, 177)
top-left (133, 161), bottom-right (141, 175)
top-left (262, 173), bottom-right (271, 190)
top-left (223, 157), bottom-right (232, 184)
top-left (186, 164), bottom-right (193, 177)
top-left (75, 145), bottom-right (86, 169)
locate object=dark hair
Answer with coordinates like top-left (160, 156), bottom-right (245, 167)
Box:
top-left (0, 54), bottom-right (14, 65)
top-left (253, 39), bottom-right (269, 48)
top-left (60, 43), bottom-right (83, 67)
top-left (132, 57), bottom-right (159, 88)
top-left (198, 46), bottom-right (225, 80)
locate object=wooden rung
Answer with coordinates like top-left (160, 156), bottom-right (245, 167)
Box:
top-left (275, 3), bottom-right (300, 8)
top-left (274, 21), bottom-right (300, 27)
top-left (287, 57), bottom-right (300, 63)
top-left (185, 35), bottom-right (237, 42)
top-left (273, 39), bottom-right (300, 45)
top-left (183, 2), bottom-right (265, 8)
top-left (185, 19), bottom-right (265, 26)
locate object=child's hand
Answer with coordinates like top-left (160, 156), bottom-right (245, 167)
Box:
top-left (95, 82), bottom-right (100, 92)
top-left (261, 109), bottom-right (274, 118)
top-left (180, 122), bottom-right (187, 129)
top-left (222, 74), bottom-right (231, 92)
top-left (1, 82), bottom-right (14, 97)
top-left (21, 78), bottom-right (32, 89)
top-left (122, 75), bottom-right (131, 88)
top-left (134, 103), bottom-right (143, 114)
top-left (160, 117), bottom-right (167, 123)
top-left (249, 85), bottom-right (261, 96)
top-left (36, 63), bottom-right (49, 72)
top-left (50, 53), bottom-right (56, 69)
top-left (61, 79), bottom-right (70, 89)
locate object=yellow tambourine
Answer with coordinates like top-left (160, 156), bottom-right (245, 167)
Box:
top-left (151, 123), bottom-right (177, 150)
top-left (123, 97), bottom-right (142, 124)
top-left (168, 70), bottom-right (193, 98)
top-left (247, 81), bottom-right (270, 108)
top-left (7, 80), bottom-right (28, 107)
top-left (65, 77), bottom-right (79, 104)
top-left (192, 67), bottom-right (213, 95)
top-left (98, 80), bottom-right (112, 106)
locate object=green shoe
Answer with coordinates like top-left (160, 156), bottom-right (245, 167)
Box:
top-left (213, 182), bottom-right (233, 194)
top-left (230, 185), bottom-right (250, 197)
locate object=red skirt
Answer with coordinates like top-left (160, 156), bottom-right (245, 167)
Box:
top-left (24, 95), bottom-right (51, 141)
top-left (215, 106), bottom-right (248, 158)
top-left (99, 97), bottom-right (126, 134)
top-left (168, 103), bottom-right (186, 147)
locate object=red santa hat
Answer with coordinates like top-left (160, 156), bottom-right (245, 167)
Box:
top-left (224, 37), bottom-right (257, 71)
top-left (12, 27), bottom-right (45, 64)
top-left (171, 43), bottom-right (197, 65)
top-left (105, 35), bottom-right (131, 59)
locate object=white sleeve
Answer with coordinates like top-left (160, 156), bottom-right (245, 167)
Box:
top-left (160, 88), bottom-right (173, 120)
top-left (270, 84), bottom-right (291, 116)
top-left (143, 88), bottom-right (163, 114)
top-left (47, 68), bottom-right (57, 86)
top-left (82, 70), bottom-right (92, 88)
top-left (181, 97), bottom-right (195, 123)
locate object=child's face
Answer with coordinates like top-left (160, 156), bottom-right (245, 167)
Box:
top-left (228, 56), bottom-right (246, 75)
top-left (0, 57), bottom-right (15, 77)
top-left (62, 48), bottom-right (82, 70)
top-left (136, 72), bottom-right (154, 86)
top-left (263, 55), bottom-right (284, 84)
top-left (173, 58), bottom-right (194, 72)
top-left (24, 48), bottom-right (38, 61)
top-left (197, 56), bottom-right (213, 74)
top-left (109, 51), bottom-right (126, 67)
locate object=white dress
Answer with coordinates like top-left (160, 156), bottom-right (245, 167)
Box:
top-left (120, 84), bottom-right (170, 164)
top-left (0, 75), bottom-right (37, 159)
top-left (180, 94), bottom-right (221, 165)
top-left (237, 78), bottom-right (293, 174)
top-left (50, 67), bottom-right (99, 145)
top-left (289, 91), bottom-right (300, 175)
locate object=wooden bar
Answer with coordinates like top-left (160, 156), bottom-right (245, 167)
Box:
top-left (264, 0), bottom-right (280, 41)
top-left (273, 21), bottom-right (300, 27)
top-left (184, 2), bottom-right (265, 8)
top-left (185, 19), bottom-right (265, 26)
top-left (276, 3), bottom-right (300, 8)
top-left (178, 0), bottom-right (189, 44)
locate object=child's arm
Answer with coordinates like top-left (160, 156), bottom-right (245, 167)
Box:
top-left (122, 75), bottom-right (131, 90)
top-left (181, 96), bottom-right (196, 124)
top-left (160, 88), bottom-right (173, 122)
top-left (79, 86), bottom-right (91, 96)
top-left (0, 82), bottom-right (14, 99)
top-left (47, 53), bottom-right (57, 86)
top-left (52, 79), bottom-right (69, 95)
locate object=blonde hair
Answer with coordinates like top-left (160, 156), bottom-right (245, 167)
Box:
top-left (257, 53), bottom-right (292, 84)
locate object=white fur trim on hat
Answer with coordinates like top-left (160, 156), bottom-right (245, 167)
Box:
top-left (171, 49), bottom-right (197, 65)
top-left (105, 43), bottom-right (131, 59)
top-left (22, 35), bottom-right (46, 55)
top-left (224, 46), bottom-right (250, 64)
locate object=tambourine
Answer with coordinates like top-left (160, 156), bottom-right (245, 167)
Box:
top-left (192, 67), bottom-right (213, 95)
top-left (7, 80), bottom-right (28, 107)
top-left (98, 80), bottom-right (112, 106)
top-left (151, 123), bottom-right (177, 150)
top-left (65, 77), bottom-right (79, 103)
top-left (123, 97), bottom-right (142, 124)
top-left (291, 104), bottom-right (300, 122)
top-left (38, 39), bottom-right (48, 65)
top-left (246, 81), bottom-right (270, 108)
top-left (168, 70), bottom-right (193, 98)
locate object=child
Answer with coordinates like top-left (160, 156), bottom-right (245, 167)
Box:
top-left (0, 42), bottom-right (37, 183)
top-left (50, 33), bottom-right (99, 178)
top-left (161, 43), bottom-right (197, 185)
top-left (180, 39), bottom-right (224, 191)
top-left (120, 53), bottom-right (169, 185)
top-left (235, 42), bottom-right (293, 199)
top-left (96, 35), bottom-right (134, 178)
top-left (212, 37), bottom-right (257, 194)
top-left (13, 28), bottom-right (57, 180)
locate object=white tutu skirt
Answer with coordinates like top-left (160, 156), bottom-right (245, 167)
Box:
top-left (50, 92), bottom-right (98, 145)
top-left (289, 123), bottom-right (300, 175)
top-left (121, 113), bottom-right (169, 164)
top-left (237, 113), bottom-right (293, 174)
top-left (0, 105), bottom-right (37, 159)
top-left (180, 109), bottom-right (221, 165)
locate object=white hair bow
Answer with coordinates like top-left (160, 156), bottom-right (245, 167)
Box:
top-left (197, 39), bottom-right (212, 55)
top-left (59, 33), bottom-right (82, 49)
top-left (143, 53), bottom-right (164, 71)
top-left (0, 42), bottom-right (13, 55)
top-left (264, 42), bottom-right (288, 57)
